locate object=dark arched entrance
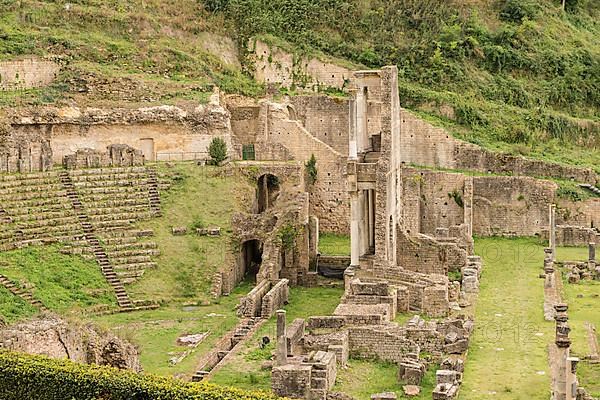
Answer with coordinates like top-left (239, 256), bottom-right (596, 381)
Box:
top-left (256, 174), bottom-right (280, 214)
top-left (241, 240), bottom-right (263, 283)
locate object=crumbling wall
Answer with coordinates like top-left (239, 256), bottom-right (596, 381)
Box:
top-left (288, 96), bottom-right (350, 156)
top-left (399, 109), bottom-right (597, 184)
top-left (0, 124), bottom-right (53, 173)
top-left (0, 58), bottom-right (60, 90)
top-left (251, 39), bottom-right (351, 89)
top-left (4, 99), bottom-right (232, 171)
top-left (262, 102), bottom-right (348, 234)
top-left (63, 144), bottom-right (144, 169)
top-left (472, 176), bottom-right (557, 236)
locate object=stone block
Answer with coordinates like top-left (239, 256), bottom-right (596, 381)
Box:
top-left (371, 393), bottom-right (397, 400)
top-left (172, 227), bottom-right (187, 236)
top-left (444, 339), bottom-right (469, 354)
top-left (272, 364), bottom-right (312, 397)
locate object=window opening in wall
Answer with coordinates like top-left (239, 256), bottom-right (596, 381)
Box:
top-left (242, 144), bottom-right (255, 161)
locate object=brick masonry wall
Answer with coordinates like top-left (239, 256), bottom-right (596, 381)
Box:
top-left (347, 325), bottom-right (418, 363)
top-left (265, 103), bottom-right (349, 234)
top-left (251, 40), bottom-right (351, 89)
top-left (261, 279), bottom-right (289, 318)
top-left (472, 176), bottom-right (557, 236)
top-left (399, 109), bottom-right (598, 185)
top-left (0, 58), bottom-right (60, 90)
top-left (289, 96), bottom-right (350, 156)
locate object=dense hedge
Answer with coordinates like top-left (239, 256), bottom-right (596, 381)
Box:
top-left (0, 350), bottom-right (280, 400)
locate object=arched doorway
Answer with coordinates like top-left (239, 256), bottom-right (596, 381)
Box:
top-left (241, 240), bottom-right (263, 283)
top-left (256, 174), bottom-right (280, 214)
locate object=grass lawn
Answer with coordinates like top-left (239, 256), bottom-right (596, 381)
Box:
top-left (91, 282), bottom-right (252, 378)
top-left (555, 246), bottom-right (600, 397)
top-left (333, 359), bottom-right (437, 400)
top-left (127, 162), bottom-right (253, 304)
top-left (0, 286), bottom-right (38, 324)
top-left (0, 245), bottom-right (116, 319)
top-left (461, 237), bottom-right (553, 400)
top-left (319, 233), bottom-right (350, 256)
top-left (209, 284), bottom-right (344, 390)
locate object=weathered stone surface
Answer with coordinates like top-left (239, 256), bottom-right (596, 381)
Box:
top-left (0, 314), bottom-right (141, 371)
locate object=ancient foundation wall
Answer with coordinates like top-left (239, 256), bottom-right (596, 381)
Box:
top-left (347, 325), bottom-right (418, 363)
top-left (0, 58), bottom-right (60, 90)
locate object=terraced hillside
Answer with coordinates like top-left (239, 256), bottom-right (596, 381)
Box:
top-left (0, 0), bottom-right (598, 170)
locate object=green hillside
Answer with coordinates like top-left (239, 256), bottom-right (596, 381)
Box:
top-left (0, 0), bottom-right (598, 170)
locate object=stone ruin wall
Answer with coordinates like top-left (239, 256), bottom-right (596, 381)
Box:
top-left (472, 175), bottom-right (558, 237)
top-left (1, 101), bottom-right (233, 173)
top-left (399, 110), bottom-right (598, 185)
top-left (262, 102), bottom-right (349, 234)
top-left (398, 167), bottom-right (598, 239)
top-left (0, 58), bottom-right (60, 90)
top-left (250, 39), bottom-right (352, 89)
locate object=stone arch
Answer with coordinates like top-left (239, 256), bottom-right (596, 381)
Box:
top-left (256, 174), bottom-right (281, 214)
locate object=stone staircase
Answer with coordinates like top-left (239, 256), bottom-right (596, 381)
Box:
top-left (0, 273), bottom-right (46, 310)
top-left (579, 184), bottom-right (600, 196)
top-left (59, 171), bottom-right (134, 310)
top-left (147, 168), bottom-right (162, 216)
top-left (191, 317), bottom-right (264, 382)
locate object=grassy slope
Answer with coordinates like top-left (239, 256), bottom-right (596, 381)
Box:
top-left (0, 245), bottom-right (116, 318)
top-left (462, 237), bottom-right (553, 399)
top-left (1, 1), bottom-right (597, 170)
top-left (91, 282), bottom-right (251, 377)
top-left (0, 0), bottom-right (261, 108)
top-left (128, 162), bottom-right (254, 304)
top-left (555, 246), bottom-right (600, 397)
top-left (219, 0), bottom-right (599, 171)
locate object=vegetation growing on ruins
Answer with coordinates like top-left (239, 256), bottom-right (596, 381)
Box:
top-left (305, 153), bottom-right (318, 185)
top-left (333, 359), bottom-right (437, 399)
top-left (128, 162), bottom-right (253, 303)
top-left (214, 0), bottom-right (599, 170)
top-left (0, 286), bottom-right (37, 324)
top-left (209, 285), bottom-right (343, 390)
top-left (208, 137), bottom-right (228, 165)
top-left (91, 282), bottom-right (251, 377)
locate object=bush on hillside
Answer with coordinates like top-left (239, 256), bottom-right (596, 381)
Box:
top-left (499, 0), bottom-right (539, 23)
top-left (208, 137), bottom-right (228, 165)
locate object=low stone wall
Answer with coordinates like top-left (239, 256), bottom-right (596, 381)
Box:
top-left (238, 280), bottom-right (271, 318)
top-left (261, 279), bottom-right (290, 318)
top-left (63, 145), bottom-right (144, 169)
top-left (541, 225), bottom-right (600, 247)
top-left (347, 325), bottom-right (418, 363)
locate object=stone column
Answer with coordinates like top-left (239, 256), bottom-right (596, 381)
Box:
top-left (554, 303), bottom-right (572, 400)
top-left (356, 88), bottom-right (367, 153)
top-left (276, 310), bottom-right (287, 366)
top-left (464, 177), bottom-right (474, 237)
top-left (344, 266), bottom-right (355, 296)
top-left (348, 97), bottom-right (358, 161)
top-left (589, 242), bottom-right (596, 263)
top-left (549, 204), bottom-right (557, 262)
top-left (350, 190), bottom-right (360, 267)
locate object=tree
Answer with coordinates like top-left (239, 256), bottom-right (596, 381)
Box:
top-left (208, 137), bottom-right (228, 165)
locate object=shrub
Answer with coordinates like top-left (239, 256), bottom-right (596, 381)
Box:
top-left (208, 137), bottom-right (228, 165)
top-left (499, 0), bottom-right (539, 23)
top-left (0, 350), bottom-right (278, 400)
top-left (305, 154), bottom-right (318, 185)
